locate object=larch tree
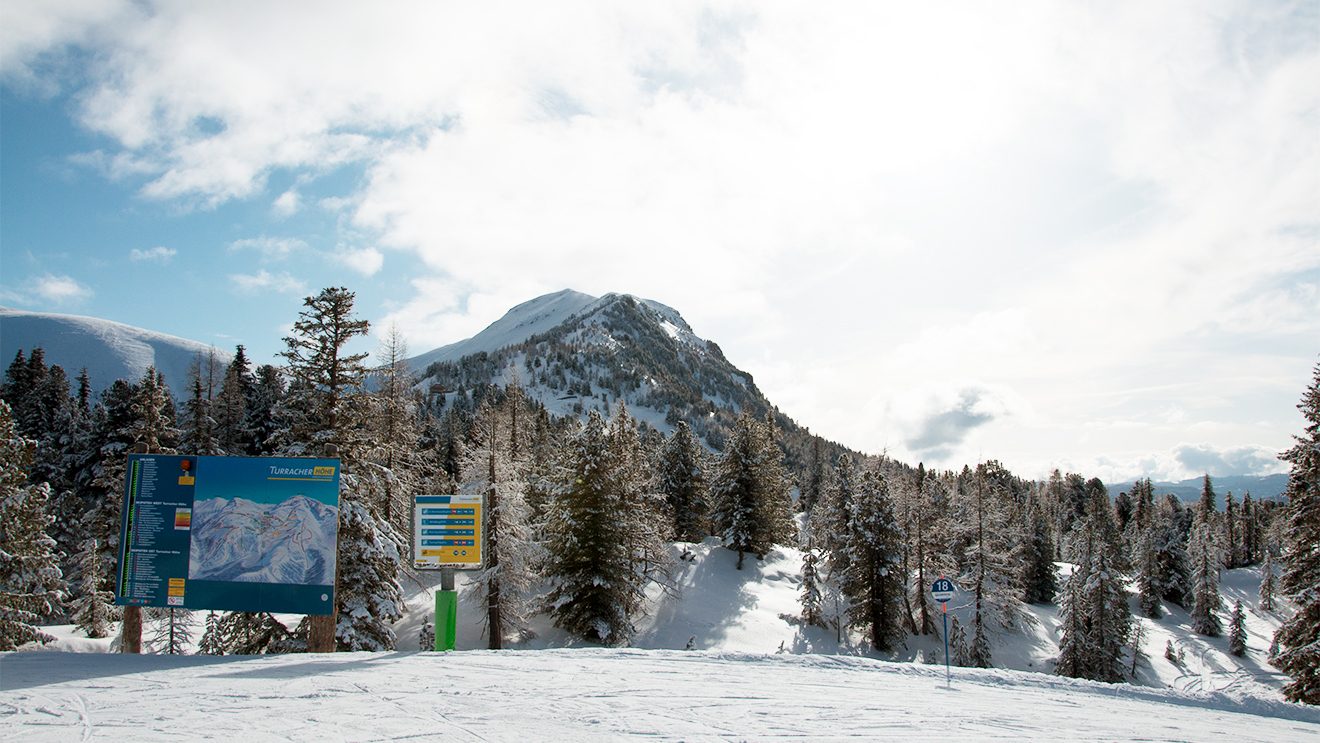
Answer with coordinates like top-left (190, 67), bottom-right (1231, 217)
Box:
top-left (461, 394), bottom-right (539, 648)
top-left (1274, 361), bottom-right (1320, 704)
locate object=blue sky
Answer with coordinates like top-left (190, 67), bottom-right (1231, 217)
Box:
top-left (1, 1), bottom-right (1317, 482)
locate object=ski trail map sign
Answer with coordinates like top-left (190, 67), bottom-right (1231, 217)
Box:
top-left (115, 454), bottom-right (341, 615)
top-left (412, 494), bottom-right (483, 570)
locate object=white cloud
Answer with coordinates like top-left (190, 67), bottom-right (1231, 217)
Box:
top-left (333, 246), bottom-right (383, 276)
top-left (6, 2), bottom-right (1318, 479)
top-left (229, 270), bottom-right (306, 296)
top-left (272, 189), bottom-right (300, 217)
top-left (129, 245), bottom-right (176, 263)
top-left (33, 274), bottom-right (92, 303)
top-left (227, 236), bottom-right (308, 262)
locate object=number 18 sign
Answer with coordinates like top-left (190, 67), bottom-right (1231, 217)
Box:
top-left (931, 577), bottom-right (956, 603)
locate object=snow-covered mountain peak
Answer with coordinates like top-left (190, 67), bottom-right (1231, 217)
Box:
top-left (408, 289), bottom-right (598, 369)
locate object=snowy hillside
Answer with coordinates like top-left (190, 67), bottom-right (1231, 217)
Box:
top-left (0, 307), bottom-right (228, 393)
top-left (4, 645), bottom-right (1317, 742)
top-left (7, 539), bottom-right (1312, 741)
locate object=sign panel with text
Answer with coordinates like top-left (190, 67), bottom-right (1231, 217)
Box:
top-left (412, 494), bottom-right (483, 570)
top-left (115, 454), bottom-right (340, 615)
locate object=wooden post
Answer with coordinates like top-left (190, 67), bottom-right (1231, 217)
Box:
top-left (307, 444), bottom-right (341, 653)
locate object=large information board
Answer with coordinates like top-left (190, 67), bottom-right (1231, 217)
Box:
top-left (116, 454), bottom-right (341, 615)
top-left (413, 494), bottom-right (483, 570)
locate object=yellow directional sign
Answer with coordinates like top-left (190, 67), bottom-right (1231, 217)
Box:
top-left (413, 494), bottom-right (483, 570)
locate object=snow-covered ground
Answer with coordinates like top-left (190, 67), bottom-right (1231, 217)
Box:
top-left (4, 541), bottom-right (1316, 740)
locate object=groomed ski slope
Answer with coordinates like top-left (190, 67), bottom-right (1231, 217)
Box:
top-left (3, 647), bottom-right (1318, 741)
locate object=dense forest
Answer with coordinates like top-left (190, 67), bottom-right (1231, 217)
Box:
top-left (1, 286), bottom-right (1316, 704)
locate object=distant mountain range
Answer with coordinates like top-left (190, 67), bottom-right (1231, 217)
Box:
top-left (1106, 473), bottom-right (1290, 504)
top-left (188, 494), bottom-right (338, 585)
top-left (0, 307), bottom-right (228, 394)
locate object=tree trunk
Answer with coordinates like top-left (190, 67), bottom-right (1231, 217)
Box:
top-left (487, 449), bottom-right (502, 650)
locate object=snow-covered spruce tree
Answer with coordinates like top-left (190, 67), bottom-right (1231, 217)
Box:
top-left (1225, 491), bottom-right (1239, 569)
top-left (130, 367), bottom-right (178, 454)
top-left (179, 363), bottom-right (221, 456)
top-left (710, 413), bottom-right (794, 570)
top-left (1056, 487), bottom-right (1132, 683)
top-left (841, 468), bottom-right (905, 652)
top-left (1021, 494), bottom-right (1059, 604)
top-left (816, 454), bottom-right (858, 576)
top-left (248, 364), bottom-right (285, 456)
top-left (657, 421), bottom-right (709, 542)
top-left (612, 403), bottom-right (673, 592)
top-left (907, 465), bottom-right (948, 636)
top-left (419, 621), bottom-right (434, 651)
top-left (544, 410), bottom-right (638, 645)
top-left (1274, 361), bottom-right (1320, 704)
top-left (217, 611), bottom-right (289, 654)
top-left (801, 437), bottom-right (825, 514)
top-left (77, 378), bottom-right (141, 588)
top-left (460, 395), bottom-right (539, 648)
top-left (213, 345), bottom-right (254, 455)
top-left (1188, 480), bottom-right (1224, 637)
top-left (1228, 600), bottom-right (1247, 657)
top-left (276, 286), bottom-right (403, 652)
top-left (958, 461), bottom-right (1022, 667)
top-left (68, 538), bottom-right (114, 638)
top-left (1260, 550), bottom-right (1277, 611)
top-left (197, 611), bottom-right (225, 655)
top-left (799, 545), bottom-right (825, 628)
top-left (1152, 495), bottom-right (1191, 608)
top-left (0, 401), bottom-right (66, 650)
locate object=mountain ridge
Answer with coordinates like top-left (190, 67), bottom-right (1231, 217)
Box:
top-left (0, 306), bottom-right (229, 394)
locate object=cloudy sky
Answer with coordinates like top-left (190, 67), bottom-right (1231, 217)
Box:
top-left (2, 1), bottom-right (1317, 482)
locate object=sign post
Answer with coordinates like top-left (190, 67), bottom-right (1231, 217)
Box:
top-left (931, 577), bottom-right (956, 687)
top-left (413, 494), bottom-right (484, 651)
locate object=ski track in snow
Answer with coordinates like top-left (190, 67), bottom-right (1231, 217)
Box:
top-left (3, 650), bottom-right (1319, 742)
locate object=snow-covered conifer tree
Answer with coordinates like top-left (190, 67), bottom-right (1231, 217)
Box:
top-left (68, 538), bottom-right (114, 638)
top-left (179, 364), bottom-right (220, 456)
top-left (197, 611), bottom-right (225, 655)
top-left (799, 545), bottom-right (825, 628)
top-left (0, 401), bottom-right (66, 650)
top-left (1188, 485), bottom-right (1224, 637)
top-left (1021, 494), bottom-right (1058, 604)
top-left (1228, 600), bottom-right (1247, 657)
top-left (710, 414), bottom-right (793, 570)
top-left (544, 410), bottom-right (638, 645)
top-left (276, 287), bottom-right (404, 652)
top-left (1274, 361), bottom-right (1320, 704)
top-left (657, 421), bottom-right (708, 541)
top-left (841, 469), bottom-right (905, 652)
top-left (213, 345), bottom-right (254, 455)
top-left (1260, 550), bottom-right (1277, 611)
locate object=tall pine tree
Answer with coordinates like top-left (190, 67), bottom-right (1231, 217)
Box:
top-left (1274, 361), bottom-right (1320, 704)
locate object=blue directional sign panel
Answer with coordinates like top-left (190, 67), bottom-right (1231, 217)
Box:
top-left (115, 454), bottom-right (341, 615)
top-left (413, 494), bottom-right (483, 569)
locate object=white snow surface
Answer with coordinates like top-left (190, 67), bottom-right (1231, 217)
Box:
top-left (4, 543), bottom-right (1316, 740)
top-left (0, 307), bottom-right (229, 393)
